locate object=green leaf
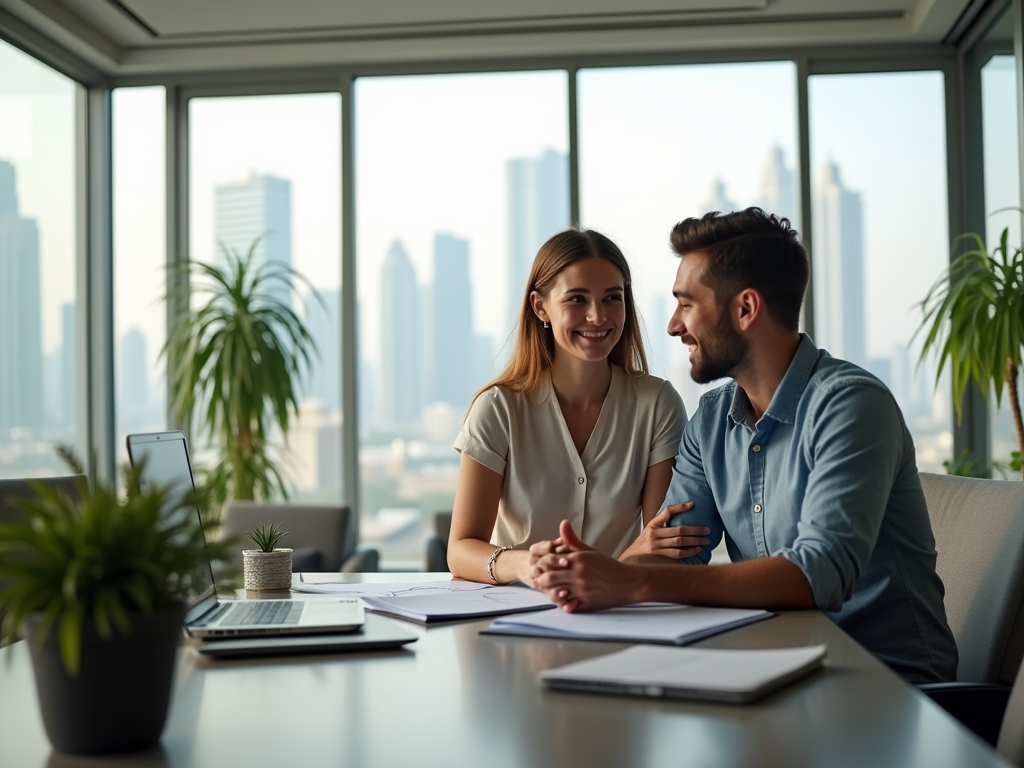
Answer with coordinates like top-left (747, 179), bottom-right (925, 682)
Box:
top-left (914, 226), bottom-right (1024, 456)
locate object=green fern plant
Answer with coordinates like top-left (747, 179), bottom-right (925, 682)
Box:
top-left (0, 446), bottom-right (235, 675)
top-left (162, 239), bottom-right (322, 507)
top-left (916, 225), bottom-right (1024, 478)
top-left (247, 522), bottom-right (289, 553)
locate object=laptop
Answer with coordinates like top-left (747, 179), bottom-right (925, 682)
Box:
top-left (126, 431), bottom-right (365, 639)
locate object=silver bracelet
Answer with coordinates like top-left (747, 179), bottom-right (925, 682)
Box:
top-left (487, 545), bottom-right (515, 583)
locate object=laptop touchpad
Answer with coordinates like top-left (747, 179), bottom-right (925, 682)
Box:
top-left (300, 600), bottom-right (364, 625)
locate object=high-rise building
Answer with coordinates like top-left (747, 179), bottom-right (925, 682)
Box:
top-left (506, 149), bottom-right (569, 331)
top-left (759, 146), bottom-right (797, 224)
top-left (214, 173), bottom-right (292, 309)
top-left (812, 161), bottom-right (866, 366)
top-left (304, 289), bottom-right (341, 411)
top-left (59, 302), bottom-right (76, 428)
top-left (472, 334), bottom-right (496, 393)
top-left (379, 241), bottom-right (420, 427)
top-left (646, 294), bottom-right (674, 381)
top-left (0, 160), bottom-right (43, 433)
top-left (120, 327), bottom-right (148, 410)
top-left (700, 179), bottom-right (738, 215)
top-left (427, 234), bottom-right (474, 409)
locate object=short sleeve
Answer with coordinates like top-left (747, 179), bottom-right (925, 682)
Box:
top-left (453, 388), bottom-right (510, 476)
top-left (648, 381), bottom-right (687, 467)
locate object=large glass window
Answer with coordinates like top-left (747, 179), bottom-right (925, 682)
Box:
top-left (0, 40), bottom-right (80, 478)
top-left (978, 8), bottom-right (1022, 467)
top-left (578, 62), bottom-right (800, 417)
top-left (356, 72), bottom-right (569, 568)
top-left (809, 71), bottom-right (952, 471)
top-left (113, 87), bottom-right (167, 459)
top-left (188, 93), bottom-right (342, 501)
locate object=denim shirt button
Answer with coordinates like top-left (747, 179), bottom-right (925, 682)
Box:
top-left (753, 504), bottom-right (762, 513)
top-left (752, 445), bottom-right (761, 452)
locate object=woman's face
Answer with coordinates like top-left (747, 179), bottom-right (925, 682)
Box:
top-left (531, 257), bottom-right (627, 365)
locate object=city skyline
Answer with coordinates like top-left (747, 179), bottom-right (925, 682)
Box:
top-left (0, 159), bottom-right (43, 433)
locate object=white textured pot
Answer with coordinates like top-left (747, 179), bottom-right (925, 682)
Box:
top-left (242, 549), bottom-right (293, 591)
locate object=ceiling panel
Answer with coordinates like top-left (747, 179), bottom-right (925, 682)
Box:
top-left (0, 0), bottom-right (975, 77)
top-left (123, 0), bottom-right (769, 38)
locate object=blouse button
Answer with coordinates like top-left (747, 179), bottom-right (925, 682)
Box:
top-left (578, 477), bottom-right (585, 484)
top-left (752, 445), bottom-right (761, 453)
top-left (753, 504), bottom-right (762, 513)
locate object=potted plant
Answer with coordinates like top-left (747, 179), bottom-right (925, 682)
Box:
top-left (917, 226), bottom-right (1024, 478)
top-left (163, 239), bottom-right (321, 507)
top-left (0, 447), bottom-right (233, 755)
top-left (243, 521), bottom-right (292, 591)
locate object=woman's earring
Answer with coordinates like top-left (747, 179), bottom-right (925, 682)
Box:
top-left (543, 321), bottom-right (550, 329)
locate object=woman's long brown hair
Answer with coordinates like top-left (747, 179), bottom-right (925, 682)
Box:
top-left (471, 229), bottom-right (648, 408)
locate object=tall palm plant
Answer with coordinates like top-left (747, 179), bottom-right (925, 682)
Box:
top-left (916, 227), bottom-right (1024, 478)
top-left (163, 240), bottom-right (321, 504)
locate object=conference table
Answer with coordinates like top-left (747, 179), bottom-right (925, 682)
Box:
top-left (0, 572), bottom-right (1013, 768)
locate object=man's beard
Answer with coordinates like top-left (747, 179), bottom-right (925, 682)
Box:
top-left (687, 310), bottom-right (748, 384)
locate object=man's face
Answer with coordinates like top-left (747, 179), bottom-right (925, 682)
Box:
top-left (668, 252), bottom-right (748, 384)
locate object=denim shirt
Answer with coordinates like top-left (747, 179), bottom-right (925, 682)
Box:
top-left (667, 335), bottom-right (958, 683)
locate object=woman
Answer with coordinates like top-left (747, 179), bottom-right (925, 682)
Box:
top-left (448, 228), bottom-right (709, 585)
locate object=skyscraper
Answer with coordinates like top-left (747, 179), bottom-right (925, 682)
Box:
top-left (304, 289), bottom-right (341, 411)
top-left (427, 234), bottom-right (474, 409)
top-left (0, 160), bottom-right (43, 433)
top-left (120, 327), bottom-right (148, 410)
top-left (506, 149), bottom-right (569, 330)
top-left (214, 173), bottom-right (292, 308)
top-left (379, 241), bottom-right (420, 427)
top-left (700, 179), bottom-right (738, 214)
top-left (59, 302), bottom-right (76, 428)
top-left (759, 146), bottom-right (797, 224)
top-left (813, 161), bottom-right (865, 366)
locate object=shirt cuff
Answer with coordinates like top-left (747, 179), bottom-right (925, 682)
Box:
top-left (776, 546), bottom-right (843, 612)
top-left (453, 432), bottom-right (506, 476)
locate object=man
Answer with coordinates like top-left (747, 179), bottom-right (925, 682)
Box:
top-left (531, 207), bottom-right (958, 684)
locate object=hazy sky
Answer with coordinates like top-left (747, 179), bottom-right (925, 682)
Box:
top-left (0, 42), bottom-right (76, 354)
top-left (809, 70), bottom-right (950, 364)
top-left (356, 70), bottom-right (568, 357)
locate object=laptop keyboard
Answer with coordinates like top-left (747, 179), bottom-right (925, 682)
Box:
top-left (223, 600), bottom-right (304, 626)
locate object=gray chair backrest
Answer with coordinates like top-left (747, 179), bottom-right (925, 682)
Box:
top-left (999, 657), bottom-right (1024, 766)
top-left (0, 476), bottom-right (86, 646)
top-left (220, 502), bottom-right (351, 573)
top-left (920, 472), bottom-right (1024, 684)
top-left (0, 476), bottom-right (85, 525)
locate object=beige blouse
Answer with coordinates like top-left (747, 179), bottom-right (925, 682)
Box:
top-left (454, 365), bottom-right (686, 558)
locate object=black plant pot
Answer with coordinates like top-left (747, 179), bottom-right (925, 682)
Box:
top-left (25, 604), bottom-right (185, 755)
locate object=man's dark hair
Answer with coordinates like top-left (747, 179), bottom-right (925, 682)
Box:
top-left (670, 207), bottom-right (809, 332)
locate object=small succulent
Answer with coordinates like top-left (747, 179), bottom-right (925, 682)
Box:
top-left (246, 522), bottom-right (289, 553)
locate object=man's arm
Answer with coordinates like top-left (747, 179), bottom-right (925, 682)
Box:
top-left (661, 410), bottom-right (725, 564)
top-left (773, 381), bottom-right (905, 611)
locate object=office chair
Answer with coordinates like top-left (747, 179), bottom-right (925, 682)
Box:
top-left (425, 511), bottom-right (453, 573)
top-left (0, 476), bottom-right (85, 525)
top-left (0, 476), bottom-right (85, 645)
top-left (918, 472), bottom-right (1024, 745)
top-left (220, 502), bottom-right (379, 575)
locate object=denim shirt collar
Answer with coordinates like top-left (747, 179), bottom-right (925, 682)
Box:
top-left (728, 334), bottom-right (819, 429)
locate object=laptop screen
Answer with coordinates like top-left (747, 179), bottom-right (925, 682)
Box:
top-left (126, 431), bottom-right (218, 621)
